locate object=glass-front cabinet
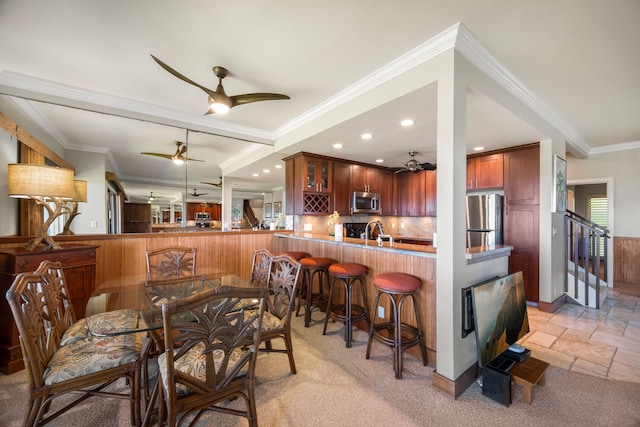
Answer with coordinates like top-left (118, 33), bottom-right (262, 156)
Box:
top-left (305, 157), bottom-right (332, 193)
top-left (284, 153), bottom-right (334, 215)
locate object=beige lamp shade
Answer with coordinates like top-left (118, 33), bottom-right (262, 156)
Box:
top-left (72, 180), bottom-right (88, 202)
top-left (7, 164), bottom-right (75, 199)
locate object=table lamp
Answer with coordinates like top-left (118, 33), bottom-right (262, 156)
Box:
top-left (59, 180), bottom-right (87, 235)
top-left (7, 164), bottom-right (76, 250)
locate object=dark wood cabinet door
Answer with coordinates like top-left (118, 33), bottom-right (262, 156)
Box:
top-left (504, 148), bottom-right (539, 205)
top-left (504, 200), bottom-right (540, 302)
top-left (425, 170), bottom-right (437, 217)
top-left (397, 171), bottom-right (426, 216)
top-left (333, 161), bottom-right (352, 215)
top-left (377, 169), bottom-right (394, 215)
top-left (467, 153), bottom-right (503, 190)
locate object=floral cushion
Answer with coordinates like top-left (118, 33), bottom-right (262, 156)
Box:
top-left (44, 333), bottom-right (142, 386)
top-left (158, 343), bottom-right (246, 397)
top-left (244, 310), bottom-right (283, 333)
top-left (60, 319), bottom-right (90, 346)
top-left (84, 309), bottom-right (142, 336)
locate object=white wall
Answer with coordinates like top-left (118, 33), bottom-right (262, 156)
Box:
top-left (0, 128), bottom-right (18, 236)
top-left (65, 150), bottom-right (107, 234)
top-left (568, 149), bottom-right (640, 238)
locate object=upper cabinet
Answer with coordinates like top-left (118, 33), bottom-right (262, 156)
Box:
top-left (284, 153), bottom-right (334, 215)
top-left (467, 153), bottom-right (503, 190)
top-left (304, 156), bottom-right (332, 193)
top-left (332, 161), bottom-right (352, 215)
top-left (503, 147), bottom-right (539, 206)
top-left (350, 165), bottom-right (394, 214)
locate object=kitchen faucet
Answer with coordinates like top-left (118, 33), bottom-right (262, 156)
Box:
top-left (365, 220), bottom-right (393, 246)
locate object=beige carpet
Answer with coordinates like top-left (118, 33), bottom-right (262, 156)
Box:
top-left (2, 312), bottom-right (639, 427)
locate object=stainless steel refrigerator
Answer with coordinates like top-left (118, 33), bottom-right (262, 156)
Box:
top-left (466, 194), bottom-right (503, 248)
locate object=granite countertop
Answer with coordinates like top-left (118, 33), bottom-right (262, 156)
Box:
top-left (275, 232), bottom-right (513, 263)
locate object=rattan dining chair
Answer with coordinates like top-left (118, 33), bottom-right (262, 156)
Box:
top-left (155, 285), bottom-right (268, 427)
top-left (257, 254), bottom-right (302, 374)
top-left (146, 246), bottom-right (197, 282)
top-left (6, 271), bottom-right (143, 426)
top-left (249, 248), bottom-right (273, 287)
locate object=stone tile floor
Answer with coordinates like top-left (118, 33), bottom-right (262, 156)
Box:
top-left (520, 285), bottom-right (640, 383)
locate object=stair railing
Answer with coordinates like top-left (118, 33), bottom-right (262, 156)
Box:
top-left (564, 210), bottom-right (610, 308)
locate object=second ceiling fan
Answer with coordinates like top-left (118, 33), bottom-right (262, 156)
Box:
top-left (140, 141), bottom-right (203, 164)
top-left (151, 55), bottom-right (290, 114)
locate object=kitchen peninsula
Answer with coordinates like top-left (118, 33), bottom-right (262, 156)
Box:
top-left (272, 232), bottom-right (513, 367)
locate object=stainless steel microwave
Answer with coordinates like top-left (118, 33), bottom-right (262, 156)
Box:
top-left (351, 191), bottom-right (381, 214)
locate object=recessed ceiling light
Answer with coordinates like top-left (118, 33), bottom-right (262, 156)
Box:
top-left (376, 159), bottom-right (384, 163)
top-left (274, 164), bottom-right (282, 169)
top-left (400, 119), bottom-right (414, 127)
top-left (252, 173), bottom-right (259, 177)
top-left (360, 133), bottom-right (373, 140)
top-left (263, 169), bottom-right (270, 173)
top-left (473, 146), bottom-right (485, 151)
top-left (332, 143), bottom-right (343, 149)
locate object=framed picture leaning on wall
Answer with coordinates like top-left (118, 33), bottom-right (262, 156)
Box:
top-left (264, 202), bottom-right (272, 218)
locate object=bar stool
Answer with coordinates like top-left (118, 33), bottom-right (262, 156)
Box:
top-left (323, 263), bottom-right (369, 348)
top-left (366, 273), bottom-right (427, 379)
top-left (277, 251), bottom-right (311, 261)
top-left (297, 257), bottom-right (332, 327)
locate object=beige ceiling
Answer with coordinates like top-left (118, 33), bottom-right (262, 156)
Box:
top-left (1, 1), bottom-right (638, 203)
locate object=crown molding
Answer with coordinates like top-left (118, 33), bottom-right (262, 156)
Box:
top-left (454, 24), bottom-right (591, 157)
top-left (0, 70), bottom-right (276, 144)
top-left (274, 24), bottom-right (460, 138)
top-left (589, 140), bottom-right (640, 155)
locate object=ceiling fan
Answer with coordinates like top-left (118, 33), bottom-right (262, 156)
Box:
top-left (394, 151), bottom-right (436, 174)
top-left (140, 140), bottom-right (203, 164)
top-left (189, 188), bottom-right (208, 197)
top-left (201, 177), bottom-right (222, 187)
top-left (147, 192), bottom-right (156, 202)
top-left (151, 54), bottom-right (290, 114)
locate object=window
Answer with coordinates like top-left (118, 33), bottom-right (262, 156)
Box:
top-left (587, 196), bottom-right (607, 257)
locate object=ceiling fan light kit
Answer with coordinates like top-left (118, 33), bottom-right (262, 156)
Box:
top-left (395, 151), bottom-right (436, 174)
top-left (151, 55), bottom-right (290, 114)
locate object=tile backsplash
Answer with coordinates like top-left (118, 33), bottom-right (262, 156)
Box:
top-left (294, 214), bottom-right (436, 238)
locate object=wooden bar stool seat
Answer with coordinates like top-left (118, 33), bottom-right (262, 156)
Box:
top-left (366, 273), bottom-right (427, 379)
top-left (296, 257), bottom-right (332, 327)
top-left (323, 263), bottom-right (369, 347)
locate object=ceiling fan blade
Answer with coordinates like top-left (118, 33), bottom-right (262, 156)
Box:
top-left (394, 168), bottom-right (408, 174)
top-left (151, 54), bottom-right (225, 102)
top-left (201, 181), bottom-right (222, 187)
top-left (230, 93), bottom-right (291, 107)
top-left (141, 152), bottom-right (174, 160)
top-left (420, 162), bottom-right (437, 171)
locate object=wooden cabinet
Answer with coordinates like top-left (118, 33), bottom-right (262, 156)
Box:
top-left (424, 170), bottom-right (437, 217)
top-left (504, 149), bottom-right (539, 205)
top-left (396, 171), bottom-right (427, 217)
top-left (187, 203), bottom-right (222, 221)
top-left (351, 165), bottom-right (394, 215)
top-left (350, 165), bottom-right (380, 193)
top-left (304, 156), bottom-right (332, 193)
top-left (503, 146), bottom-right (540, 302)
top-left (123, 203), bottom-right (151, 233)
top-left (467, 153), bottom-right (503, 190)
top-left (332, 161), bottom-right (352, 215)
top-left (285, 153), bottom-right (334, 215)
top-left (0, 244), bottom-right (98, 373)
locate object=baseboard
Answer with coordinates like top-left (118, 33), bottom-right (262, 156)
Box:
top-left (538, 294), bottom-right (567, 313)
top-left (432, 363), bottom-right (478, 399)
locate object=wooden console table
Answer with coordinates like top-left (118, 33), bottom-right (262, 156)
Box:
top-left (510, 356), bottom-right (550, 404)
top-left (0, 244), bottom-right (98, 374)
